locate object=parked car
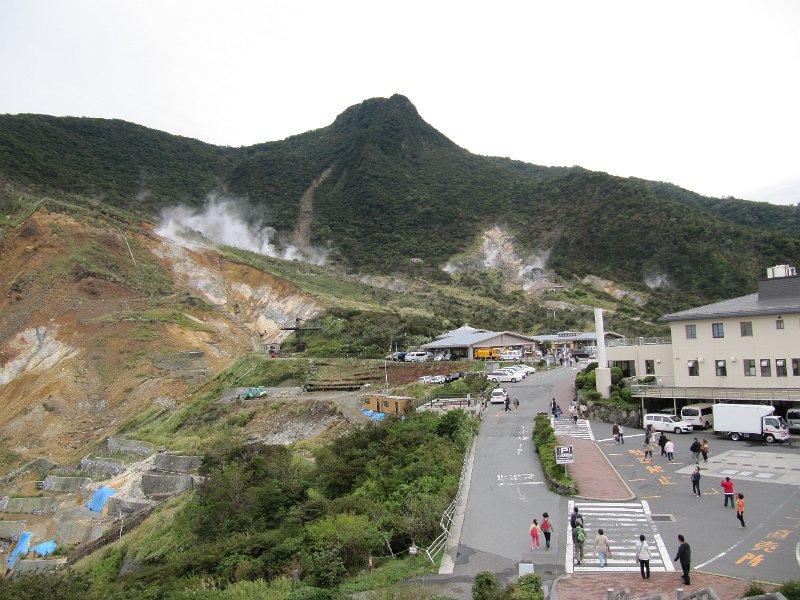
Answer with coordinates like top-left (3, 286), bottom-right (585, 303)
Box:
top-left (490, 388), bottom-right (509, 404)
top-left (511, 364), bottom-right (536, 374)
top-left (388, 351), bottom-right (407, 362)
top-left (405, 351), bottom-right (432, 362)
top-left (418, 375), bottom-right (446, 384)
top-left (444, 372), bottom-right (463, 382)
top-left (643, 413), bottom-right (693, 434)
top-left (680, 403), bottom-right (715, 430)
top-left (487, 371), bottom-right (521, 383)
top-left (433, 352), bottom-right (451, 362)
top-left (502, 365), bottom-right (530, 377)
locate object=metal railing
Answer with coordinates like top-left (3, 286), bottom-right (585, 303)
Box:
top-left (607, 337), bottom-right (671, 347)
top-left (630, 385), bottom-right (800, 402)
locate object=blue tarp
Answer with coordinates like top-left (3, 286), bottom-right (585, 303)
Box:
top-left (6, 531), bottom-right (31, 570)
top-left (87, 486), bottom-right (116, 512)
top-left (361, 409), bottom-right (374, 416)
top-left (371, 412), bottom-right (386, 421)
top-left (32, 540), bottom-right (57, 557)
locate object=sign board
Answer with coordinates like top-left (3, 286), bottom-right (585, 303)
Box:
top-left (555, 445), bottom-right (574, 465)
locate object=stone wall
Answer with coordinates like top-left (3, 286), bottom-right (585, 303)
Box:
top-left (141, 473), bottom-right (193, 499)
top-left (153, 454), bottom-right (201, 474)
top-left (55, 521), bottom-right (108, 545)
top-left (42, 476), bottom-right (91, 493)
top-left (584, 401), bottom-right (642, 429)
top-left (79, 457), bottom-right (124, 477)
top-left (0, 497), bottom-right (58, 514)
top-left (107, 437), bottom-right (155, 457)
top-left (0, 520), bottom-right (25, 538)
top-left (105, 497), bottom-right (155, 519)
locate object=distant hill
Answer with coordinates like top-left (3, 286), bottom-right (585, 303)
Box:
top-left (2, 95), bottom-right (799, 303)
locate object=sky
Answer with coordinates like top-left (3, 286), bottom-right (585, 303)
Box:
top-left (1, 1), bottom-right (799, 205)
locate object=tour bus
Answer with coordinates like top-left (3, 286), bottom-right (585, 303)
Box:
top-left (681, 403), bottom-right (715, 430)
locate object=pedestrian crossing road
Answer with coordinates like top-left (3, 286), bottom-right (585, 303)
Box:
top-left (550, 416), bottom-right (595, 441)
top-left (565, 500), bottom-right (674, 573)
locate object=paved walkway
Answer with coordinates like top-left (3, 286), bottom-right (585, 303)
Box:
top-left (560, 435), bottom-right (635, 501)
top-left (553, 570), bottom-right (775, 600)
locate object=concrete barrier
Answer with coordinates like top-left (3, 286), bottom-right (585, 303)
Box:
top-left (141, 473), bottom-right (193, 499)
top-left (80, 457), bottom-right (124, 477)
top-left (0, 497), bottom-right (58, 514)
top-left (55, 521), bottom-right (108, 545)
top-left (11, 558), bottom-right (66, 576)
top-left (105, 497), bottom-right (156, 519)
top-left (153, 454), bottom-right (201, 474)
top-left (42, 476), bottom-right (91, 493)
top-left (107, 438), bottom-right (155, 457)
top-left (0, 520), bottom-right (26, 538)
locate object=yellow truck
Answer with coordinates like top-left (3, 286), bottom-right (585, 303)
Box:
top-left (473, 347), bottom-right (503, 360)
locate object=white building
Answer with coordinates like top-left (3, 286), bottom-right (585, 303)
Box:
top-left (606, 265), bottom-right (800, 407)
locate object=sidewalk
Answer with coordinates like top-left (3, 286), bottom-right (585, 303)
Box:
top-left (560, 435), bottom-right (635, 501)
top-left (553, 570), bottom-right (776, 600)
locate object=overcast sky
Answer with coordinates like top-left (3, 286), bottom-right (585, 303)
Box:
top-left (2, 1), bottom-right (799, 205)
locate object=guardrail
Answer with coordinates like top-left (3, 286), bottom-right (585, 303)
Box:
top-left (425, 437), bottom-right (474, 564)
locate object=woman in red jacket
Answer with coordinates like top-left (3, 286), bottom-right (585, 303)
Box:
top-left (721, 477), bottom-right (735, 508)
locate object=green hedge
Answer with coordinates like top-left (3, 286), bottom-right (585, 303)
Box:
top-left (532, 414), bottom-right (578, 495)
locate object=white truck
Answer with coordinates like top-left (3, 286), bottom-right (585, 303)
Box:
top-left (712, 404), bottom-right (789, 444)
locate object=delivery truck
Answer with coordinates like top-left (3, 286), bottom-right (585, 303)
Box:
top-left (712, 404), bottom-right (789, 443)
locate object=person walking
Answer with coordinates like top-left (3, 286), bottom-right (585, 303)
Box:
top-left (690, 438), bottom-right (702, 464)
top-left (665, 438), bottom-right (675, 462)
top-left (574, 517), bottom-right (586, 565)
top-left (736, 493), bottom-right (746, 527)
top-left (555, 404), bottom-right (562, 420)
top-left (594, 528), bottom-right (612, 567)
top-left (635, 534), bottom-right (652, 579)
top-left (530, 519), bottom-right (541, 550)
top-left (658, 431), bottom-right (668, 456)
top-left (541, 513), bottom-right (553, 549)
top-left (612, 423), bottom-right (620, 444)
top-left (721, 477), bottom-right (735, 508)
top-left (513, 398), bottom-right (520, 411)
top-left (691, 466), bottom-right (702, 497)
top-left (504, 396), bottom-right (511, 412)
top-left (643, 438), bottom-right (654, 461)
top-left (701, 438), bottom-right (710, 462)
top-left (618, 424), bottom-right (625, 444)
top-left (674, 534), bottom-right (691, 585)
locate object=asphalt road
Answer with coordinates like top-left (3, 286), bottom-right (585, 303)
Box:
top-left (451, 362), bottom-right (800, 587)
top-left (594, 419), bottom-right (800, 584)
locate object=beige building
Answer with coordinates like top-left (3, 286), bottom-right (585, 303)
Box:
top-left (607, 266), bottom-right (800, 405)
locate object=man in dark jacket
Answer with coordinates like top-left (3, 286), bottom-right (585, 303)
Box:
top-left (658, 432), bottom-right (668, 456)
top-left (690, 438), bottom-right (702, 464)
top-left (674, 534), bottom-right (691, 585)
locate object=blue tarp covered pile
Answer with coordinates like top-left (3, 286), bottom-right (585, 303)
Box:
top-left (6, 531), bottom-right (31, 570)
top-left (32, 540), bottom-right (57, 557)
top-left (87, 486), bottom-right (117, 512)
top-left (360, 408), bottom-right (386, 421)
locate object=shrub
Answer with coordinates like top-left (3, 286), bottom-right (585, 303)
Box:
top-left (284, 586), bottom-right (336, 600)
top-left (531, 414), bottom-right (577, 494)
top-left (778, 580), bottom-right (800, 600)
top-left (741, 580), bottom-right (766, 597)
top-left (472, 571), bottom-right (500, 600)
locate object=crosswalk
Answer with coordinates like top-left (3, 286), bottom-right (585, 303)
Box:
top-left (565, 500), bottom-right (674, 573)
top-left (550, 416), bottom-right (595, 441)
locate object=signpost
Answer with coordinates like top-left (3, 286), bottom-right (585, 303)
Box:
top-left (555, 445), bottom-right (574, 465)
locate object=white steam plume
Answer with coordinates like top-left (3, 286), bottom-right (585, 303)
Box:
top-left (155, 193), bottom-right (329, 266)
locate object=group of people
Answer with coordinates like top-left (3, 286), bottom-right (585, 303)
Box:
top-left (529, 512), bottom-right (554, 550)
top-left (568, 506), bottom-right (694, 584)
top-left (503, 395), bottom-right (520, 412)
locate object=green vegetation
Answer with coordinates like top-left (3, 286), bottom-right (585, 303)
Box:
top-left (532, 414), bottom-right (577, 495)
top-left (37, 409), bottom-right (475, 598)
top-left (472, 571), bottom-right (543, 600)
top-left (575, 363), bottom-right (637, 409)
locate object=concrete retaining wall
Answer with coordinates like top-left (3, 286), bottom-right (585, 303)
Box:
top-left (42, 476), bottom-right (91, 493)
top-left (0, 497), bottom-right (59, 514)
top-left (153, 454), bottom-right (201, 474)
top-left (0, 520), bottom-right (25, 538)
top-left (106, 497), bottom-right (156, 519)
top-left (80, 457), bottom-right (124, 477)
top-left (55, 521), bottom-right (108, 545)
top-left (107, 437), bottom-right (155, 457)
top-left (141, 473), bottom-right (193, 499)
top-left (11, 558), bottom-right (66, 576)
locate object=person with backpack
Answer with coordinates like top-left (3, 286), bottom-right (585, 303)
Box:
top-left (636, 534), bottom-right (652, 579)
top-left (529, 518), bottom-right (541, 550)
top-left (574, 518), bottom-right (586, 565)
top-left (541, 512), bottom-right (553, 549)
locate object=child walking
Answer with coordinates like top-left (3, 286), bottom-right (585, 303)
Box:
top-left (736, 493), bottom-right (746, 527)
top-left (530, 519), bottom-right (541, 550)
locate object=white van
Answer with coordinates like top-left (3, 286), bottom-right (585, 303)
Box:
top-left (681, 403), bottom-right (715, 430)
top-left (500, 350), bottom-right (522, 361)
top-left (786, 408), bottom-right (800, 432)
top-left (404, 351), bottom-right (432, 362)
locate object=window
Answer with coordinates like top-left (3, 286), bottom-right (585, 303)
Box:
top-left (685, 324), bottom-right (697, 339)
top-left (776, 359), bottom-right (787, 377)
top-left (740, 321), bottom-right (753, 336)
top-left (688, 360), bottom-right (699, 377)
top-left (776, 319), bottom-right (785, 330)
top-left (793, 359), bottom-right (800, 377)
top-left (712, 323), bottom-right (724, 338)
top-left (744, 359), bottom-right (756, 377)
top-left (645, 360), bottom-right (655, 375)
top-left (715, 360), bottom-right (727, 376)
top-left (760, 359), bottom-right (771, 377)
